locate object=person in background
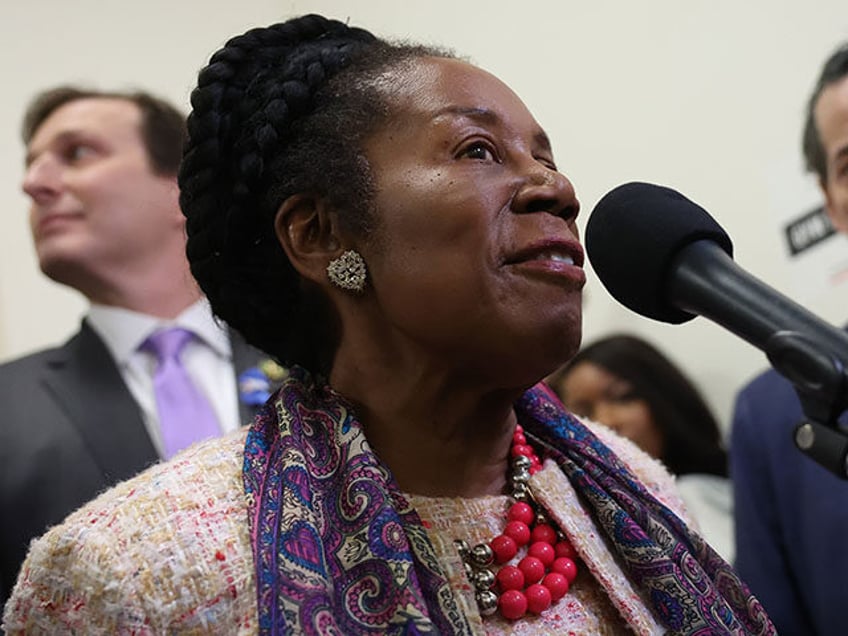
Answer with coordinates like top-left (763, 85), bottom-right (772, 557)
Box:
top-left (0, 86), bottom-right (278, 606)
top-left (4, 15), bottom-right (773, 634)
top-left (548, 333), bottom-right (733, 562)
top-left (731, 41), bottom-right (848, 636)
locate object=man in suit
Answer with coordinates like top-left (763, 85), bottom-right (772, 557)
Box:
top-left (731, 42), bottom-right (848, 635)
top-left (0, 86), bottom-right (277, 606)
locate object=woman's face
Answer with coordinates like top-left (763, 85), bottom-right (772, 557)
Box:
top-left (357, 57), bottom-right (585, 384)
top-left (557, 361), bottom-right (664, 459)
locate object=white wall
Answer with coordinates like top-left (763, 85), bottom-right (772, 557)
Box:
top-left (2, 0), bottom-right (847, 433)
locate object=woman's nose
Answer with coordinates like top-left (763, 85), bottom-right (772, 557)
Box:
top-left (511, 162), bottom-right (580, 223)
top-left (592, 402), bottom-right (622, 431)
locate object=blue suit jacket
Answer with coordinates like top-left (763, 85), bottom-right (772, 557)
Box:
top-left (0, 320), bottom-right (269, 608)
top-left (731, 367), bottom-right (848, 635)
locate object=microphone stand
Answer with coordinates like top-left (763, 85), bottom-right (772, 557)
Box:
top-left (668, 241), bottom-right (848, 478)
top-left (765, 331), bottom-right (848, 478)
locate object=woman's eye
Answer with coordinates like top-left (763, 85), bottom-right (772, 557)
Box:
top-left (606, 382), bottom-right (638, 403)
top-left (460, 141), bottom-right (497, 162)
top-left (609, 392), bottom-right (638, 404)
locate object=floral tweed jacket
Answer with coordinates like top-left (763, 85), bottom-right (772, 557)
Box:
top-left (3, 375), bottom-right (771, 635)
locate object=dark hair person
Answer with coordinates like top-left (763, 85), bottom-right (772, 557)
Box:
top-left (549, 334), bottom-right (727, 478)
top-left (549, 334), bottom-right (734, 562)
top-left (4, 14), bottom-right (773, 635)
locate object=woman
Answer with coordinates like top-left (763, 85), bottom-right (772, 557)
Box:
top-left (548, 334), bottom-right (734, 562)
top-left (3, 14), bottom-right (772, 635)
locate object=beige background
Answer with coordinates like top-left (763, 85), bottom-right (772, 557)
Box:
top-left (2, 0), bottom-right (847, 432)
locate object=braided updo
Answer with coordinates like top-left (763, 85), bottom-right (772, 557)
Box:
top-left (179, 14), bottom-right (452, 370)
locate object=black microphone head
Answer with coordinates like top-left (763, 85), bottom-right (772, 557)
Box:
top-left (585, 182), bottom-right (734, 324)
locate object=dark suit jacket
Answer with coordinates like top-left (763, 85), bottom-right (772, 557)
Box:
top-left (0, 320), bottom-right (269, 606)
top-left (731, 368), bottom-right (848, 636)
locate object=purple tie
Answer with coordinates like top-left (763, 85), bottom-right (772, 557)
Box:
top-left (141, 327), bottom-right (220, 459)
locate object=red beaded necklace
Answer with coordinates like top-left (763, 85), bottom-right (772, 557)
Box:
top-left (455, 425), bottom-right (580, 621)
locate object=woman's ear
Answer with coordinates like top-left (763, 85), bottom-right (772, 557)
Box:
top-left (274, 194), bottom-right (342, 285)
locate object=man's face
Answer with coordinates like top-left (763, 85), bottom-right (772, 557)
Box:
top-left (22, 97), bottom-right (181, 296)
top-left (815, 76), bottom-right (848, 233)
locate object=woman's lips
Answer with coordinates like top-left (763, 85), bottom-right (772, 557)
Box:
top-left (505, 240), bottom-right (586, 287)
top-left (506, 239), bottom-right (585, 268)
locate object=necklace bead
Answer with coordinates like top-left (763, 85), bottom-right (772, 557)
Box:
top-left (470, 543), bottom-right (494, 567)
top-left (528, 541), bottom-right (555, 567)
top-left (518, 556), bottom-right (546, 584)
top-left (552, 556), bottom-right (579, 582)
top-left (525, 583), bottom-right (552, 614)
top-left (477, 589), bottom-right (499, 616)
top-left (473, 568), bottom-right (496, 590)
top-left (490, 534), bottom-right (518, 563)
top-left (531, 523), bottom-right (557, 545)
top-left (503, 520), bottom-right (531, 546)
top-left (555, 540), bottom-right (578, 560)
top-left (456, 425), bottom-right (581, 621)
top-left (496, 565), bottom-right (525, 591)
top-left (498, 589), bottom-right (528, 620)
top-left (543, 572), bottom-right (569, 600)
top-left (507, 501), bottom-right (535, 525)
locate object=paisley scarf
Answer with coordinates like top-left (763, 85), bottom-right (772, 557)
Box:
top-left (243, 366), bottom-right (774, 635)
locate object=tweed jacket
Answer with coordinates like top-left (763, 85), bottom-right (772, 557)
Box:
top-left (3, 417), bottom-right (692, 635)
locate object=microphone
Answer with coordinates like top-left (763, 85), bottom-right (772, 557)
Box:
top-left (585, 182), bottom-right (848, 476)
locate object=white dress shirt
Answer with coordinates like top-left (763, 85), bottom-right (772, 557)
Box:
top-left (87, 300), bottom-right (240, 458)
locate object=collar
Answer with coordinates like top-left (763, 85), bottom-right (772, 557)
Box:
top-left (87, 299), bottom-right (232, 364)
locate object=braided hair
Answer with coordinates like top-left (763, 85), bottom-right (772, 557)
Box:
top-left (179, 14), bottom-right (452, 370)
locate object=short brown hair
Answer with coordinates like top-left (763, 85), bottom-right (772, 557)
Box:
top-left (22, 85), bottom-right (187, 177)
top-left (803, 43), bottom-right (848, 182)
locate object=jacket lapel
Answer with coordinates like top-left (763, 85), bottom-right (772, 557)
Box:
top-left (531, 467), bottom-right (664, 635)
top-left (42, 321), bottom-right (158, 484)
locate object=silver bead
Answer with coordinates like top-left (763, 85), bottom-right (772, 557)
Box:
top-left (454, 539), bottom-right (470, 560)
top-left (473, 568), bottom-right (496, 590)
top-left (464, 561), bottom-right (475, 579)
top-left (470, 543), bottom-right (494, 567)
top-left (512, 482), bottom-right (530, 501)
top-left (511, 468), bottom-right (531, 484)
top-left (476, 590), bottom-right (499, 616)
top-left (535, 511), bottom-right (549, 526)
top-left (512, 455), bottom-right (532, 471)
